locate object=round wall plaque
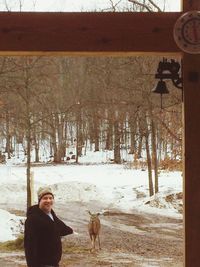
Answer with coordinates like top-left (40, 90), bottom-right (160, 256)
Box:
top-left (173, 10), bottom-right (200, 54)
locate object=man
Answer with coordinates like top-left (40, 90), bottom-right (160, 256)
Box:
top-left (24, 187), bottom-right (73, 267)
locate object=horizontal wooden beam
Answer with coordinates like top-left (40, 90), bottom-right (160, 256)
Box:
top-left (183, 1), bottom-right (200, 11)
top-left (0, 12), bottom-right (181, 55)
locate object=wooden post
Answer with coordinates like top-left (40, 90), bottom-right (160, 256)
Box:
top-left (30, 171), bottom-right (34, 205)
top-left (184, 54), bottom-right (200, 266)
top-left (182, 2), bottom-right (200, 266)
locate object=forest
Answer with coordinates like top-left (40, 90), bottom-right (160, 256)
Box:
top-left (0, 56), bottom-right (182, 204)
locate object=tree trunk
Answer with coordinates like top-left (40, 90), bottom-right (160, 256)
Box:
top-left (76, 119), bottom-right (79, 163)
top-left (50, 113), bottom-right (66, 163)
top-left (105, 120), bottom-right (113, 150)
top-left (94, 115), bottom-right (100, 152)
top-left (51, 126), bottom-right (59, 163)
top-left (76, 107), bottom-right (83, 161)
top-left (26, 94), bottom-right (32, 209)
top-left (137, 135), bottom-right (143, 159)
top-left (26, 123), bottom-right (32, 209)
top-left (151, 119), bottom-right (159, 194)
top-left (5, 110), bottom-right (11, 159)
top-left (145, 133), bottom-right (154, 197)
top-left (114, 120), bottom-right (121, 164)
top-left (35, 144), bottom-right (40, 163)
top-left (32, 126), bottom-right (40, 163)
top-left (129, 118), bottom-right (136, 154)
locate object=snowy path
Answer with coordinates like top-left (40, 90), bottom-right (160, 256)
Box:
top-left (0, 163), bottom-right (183, 266)
top-left (0, 200), bottom-right (183, 266)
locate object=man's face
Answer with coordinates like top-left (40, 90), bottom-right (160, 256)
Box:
top-left (39, 194), bottom-right (54, 213)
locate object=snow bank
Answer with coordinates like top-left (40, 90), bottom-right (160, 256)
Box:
top-left (0, 209), bottom-right (24, 242)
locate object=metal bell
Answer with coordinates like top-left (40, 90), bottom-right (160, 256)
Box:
top-left (152, 80), bottom-right (169, 94)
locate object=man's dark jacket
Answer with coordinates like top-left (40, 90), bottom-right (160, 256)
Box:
top-left (24, 205), bottom-right (73, 267)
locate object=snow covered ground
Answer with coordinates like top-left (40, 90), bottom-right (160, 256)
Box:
top-left (0, 151), bottom-right (183, 242)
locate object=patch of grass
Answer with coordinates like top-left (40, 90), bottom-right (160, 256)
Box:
top-left (62, 240), bottom-right (90, 254)
top-left (63, 244), bottom-right (89, 254)
top-left (0, 235), bottom-right (24, 251)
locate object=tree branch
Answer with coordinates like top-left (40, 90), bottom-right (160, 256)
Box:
top-left (148, 0), bottom-right (162, 12)
top-left (128, 0), bottom-right (153, 12)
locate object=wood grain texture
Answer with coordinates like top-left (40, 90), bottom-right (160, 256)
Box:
top-left (183, 53), bottom-right (200, 267)
top-left (0, 12), bottom-right (181, 54)
top-left (181, 1), bottom-right (200, 267)
top-left (183, 0), bottom-right (200, 11)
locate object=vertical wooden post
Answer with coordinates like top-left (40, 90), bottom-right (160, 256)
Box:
top-left (182, 1), bottom-right (200, 266)
top-left (184, 54), bottom-right (200, 266)
top-left (30, 171), bottom-right (34, 205)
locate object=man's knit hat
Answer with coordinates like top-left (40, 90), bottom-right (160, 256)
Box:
top-left (37, 187), bottom-right (54, 202)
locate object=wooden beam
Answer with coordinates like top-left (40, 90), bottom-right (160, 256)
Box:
top-left (0, 12), bottom-right (181, 55)
top-left (182, 1), bottom-right (200, 266)
top-left (183, 1), bottom-right (200, 10)
top-left (184, 54), bottom-right (200, 267)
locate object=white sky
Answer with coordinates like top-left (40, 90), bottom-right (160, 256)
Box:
top-left (0, 0), bottom-right (181, 12)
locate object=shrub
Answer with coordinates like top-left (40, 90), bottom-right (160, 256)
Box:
top-left (159, 158), bottom-right (182, 171)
